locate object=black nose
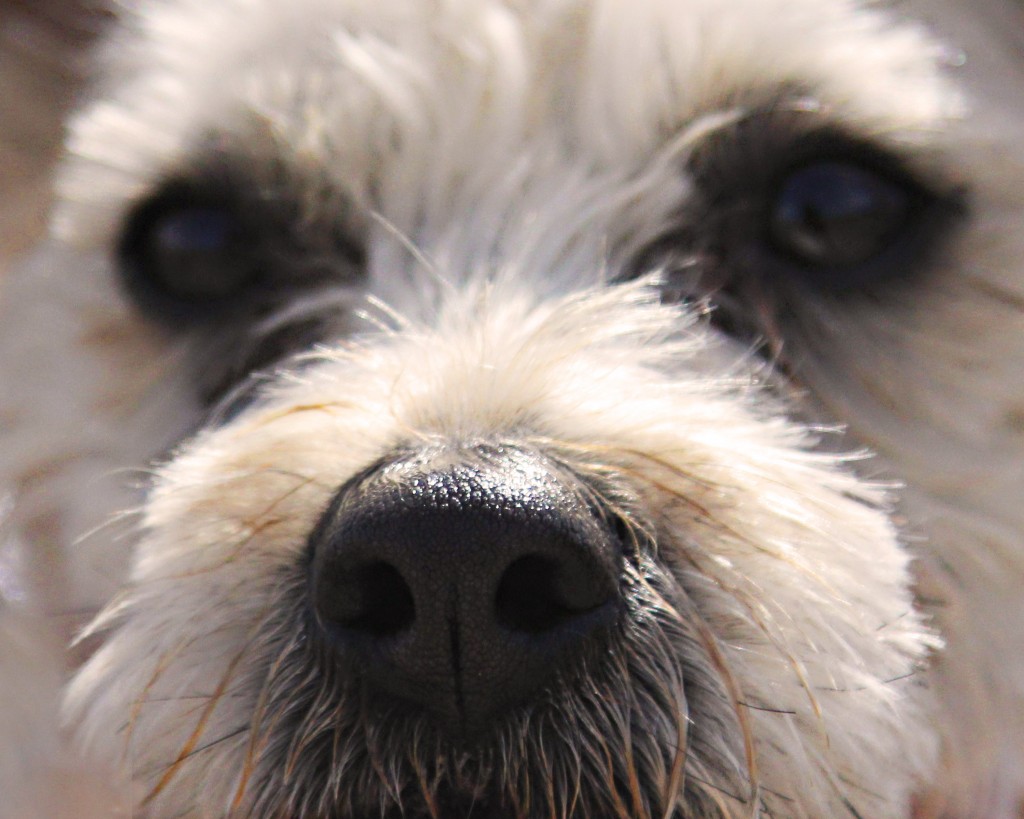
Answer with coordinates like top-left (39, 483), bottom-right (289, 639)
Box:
top-left (308, 447), bottom-right (623, 735)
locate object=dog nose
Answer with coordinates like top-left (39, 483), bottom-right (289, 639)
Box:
top-left (309, 447), bottom-right (623, 735)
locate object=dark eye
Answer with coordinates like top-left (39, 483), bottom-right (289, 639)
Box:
top-left (119, 187), bottom-right (260, 321)
top-left (769, 161), bottom-right (913, 286)
top-left (754, 131), bottom-right (963, 295)
top-left (659, 113), bottom-right (966, 306)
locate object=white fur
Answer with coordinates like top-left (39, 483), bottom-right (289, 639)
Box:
top-left (66, 279), bottom-right (939, 816)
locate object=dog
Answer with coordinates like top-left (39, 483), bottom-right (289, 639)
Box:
top-left (1, 0), bottom-right (1024, 816)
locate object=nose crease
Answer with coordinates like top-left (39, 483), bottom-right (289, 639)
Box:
top-left (447, 593), bottom-right (466, 729)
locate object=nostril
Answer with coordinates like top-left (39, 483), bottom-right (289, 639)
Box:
top-left (324, 561), bottom-right (416, 637)
top-left (496, 554), bottom-right (610, 634)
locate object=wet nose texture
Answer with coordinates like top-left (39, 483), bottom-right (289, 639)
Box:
top-left (308, 447), bottom-right (624, 737)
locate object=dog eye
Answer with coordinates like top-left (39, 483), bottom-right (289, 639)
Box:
top-left (669, 119), bottom-right (965, 303)
top-left (119, 191), bottom-right (260, 320)
top-left (768, 161), bottom-right (913, 288)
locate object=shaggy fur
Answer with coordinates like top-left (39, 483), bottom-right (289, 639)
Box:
top-left (1, 0), bottom-right (1024, 817)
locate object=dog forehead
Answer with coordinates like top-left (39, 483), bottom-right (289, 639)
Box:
top-left (55, 0), bottom-right (952, 248)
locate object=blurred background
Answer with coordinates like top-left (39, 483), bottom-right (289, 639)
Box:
top-left (0, 1), bottom-right (108, 271)
top-left (0, 5), bottom-right (123, 815)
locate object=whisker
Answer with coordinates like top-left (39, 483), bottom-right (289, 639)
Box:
top-left (143, 643), bottom-right (251, 806)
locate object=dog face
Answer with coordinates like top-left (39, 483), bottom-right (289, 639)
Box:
top-left (4, 0), bottom-right (1024, 817)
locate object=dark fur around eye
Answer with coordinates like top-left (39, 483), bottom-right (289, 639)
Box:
top-left (117, 169), bottom-right (365, 326)
top-left (685, 108), bottom-right (965, 296)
